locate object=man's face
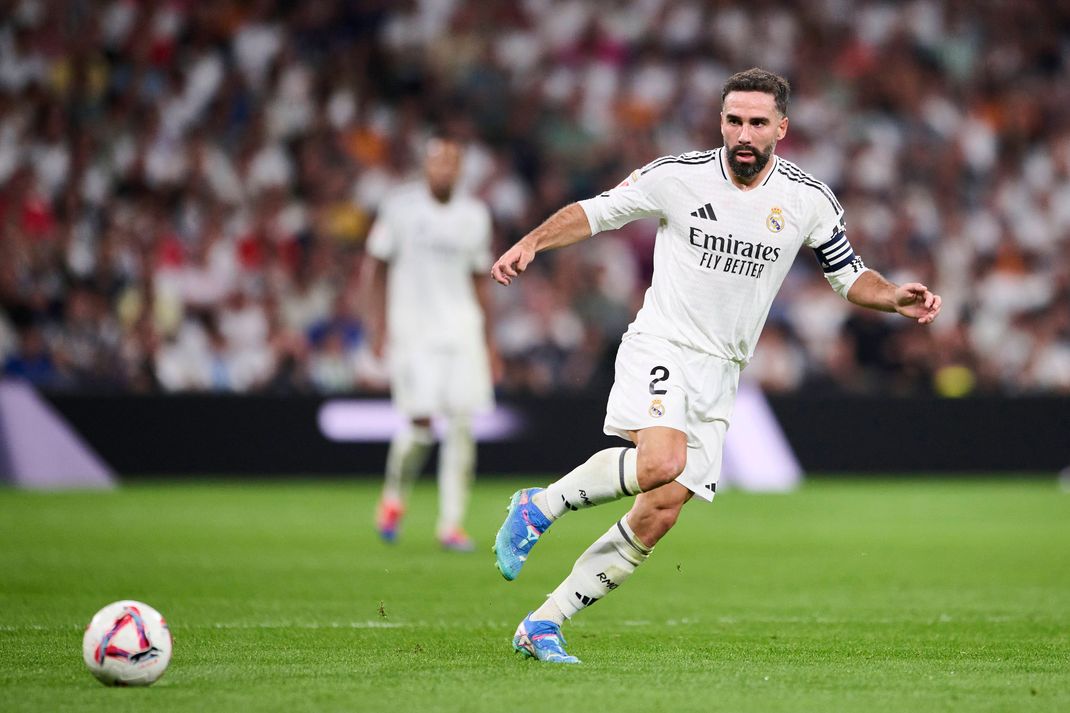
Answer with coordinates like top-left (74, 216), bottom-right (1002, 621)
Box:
top-left (424, 139), bottom-right (462, 199)
top-left (720, 91), bottom-right (788, 181)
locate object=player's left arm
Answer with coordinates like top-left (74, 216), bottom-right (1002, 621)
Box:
top-left (806, 199), bottom-right (941, 325)
top-left (846, 270), bottom-right (942, 324)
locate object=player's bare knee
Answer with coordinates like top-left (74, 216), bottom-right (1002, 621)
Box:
top-left (638, 453), bottom-right (686, 490)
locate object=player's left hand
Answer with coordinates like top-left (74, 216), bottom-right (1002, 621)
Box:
top-left (894, 282), bottom-right (942, 325)
top-left (491, 240), bottom-right (535, 286)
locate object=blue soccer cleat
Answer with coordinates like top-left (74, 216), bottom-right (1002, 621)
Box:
top-left (493, 488), bottom-right (552, 581)
top-left (512, 613), bottom-right (580, 664)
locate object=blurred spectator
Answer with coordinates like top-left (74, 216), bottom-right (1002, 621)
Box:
top-left (3, 324), bottom-right (60, 387)
top-left (0, 1), bottom-right (1068, 396)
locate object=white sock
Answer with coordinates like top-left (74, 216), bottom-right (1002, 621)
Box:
top-left (382, 423), bottom-right (434, 503)
top-left (547, 515), bottom-right (653, 620)
top-left (539, 447), bottom-right (639, 519)
top-left (530, 596), bottom-right (567, 626)
top-left (437, 418), bottom-right (474, 534)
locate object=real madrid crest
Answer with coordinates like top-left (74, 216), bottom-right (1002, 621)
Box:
top-left (648, 399), bottom-right (665, 418)
top-left (766, 206), bottom-right (785, 233)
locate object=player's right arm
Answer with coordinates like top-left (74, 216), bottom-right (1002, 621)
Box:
top-left (492, 160), bottom-right (668, 286)
top-left (491, 203), bottom-right (590, 285)
top-left (361, 199), bottom-right (397, 357)
top-left (357, 254), bottom-right (388, 358)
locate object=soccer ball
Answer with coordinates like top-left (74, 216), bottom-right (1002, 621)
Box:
top-left (82, 600), bottom-right (172, 686)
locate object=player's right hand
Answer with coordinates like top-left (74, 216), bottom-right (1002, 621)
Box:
top-left (491, 241), bottom-right (535, 286)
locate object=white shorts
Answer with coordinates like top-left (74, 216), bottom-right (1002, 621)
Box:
top-left (390, 340), bottom-right (494, 418)
top-left (604, 332), bottom-right (740, 502)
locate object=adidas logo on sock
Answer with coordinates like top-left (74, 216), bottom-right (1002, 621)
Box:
top-left (574, 592), bottom-right (600, 607)
top-left (690, 203), bottom-right (717, 220)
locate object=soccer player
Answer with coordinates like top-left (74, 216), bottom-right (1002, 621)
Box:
top-left (363, 135), bottom-right (497, 552)
top-left (490, 68), bottom-right (942, 663)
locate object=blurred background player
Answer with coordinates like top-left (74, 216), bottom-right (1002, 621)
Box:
top-left (361, 136), bottom-right (498, 552)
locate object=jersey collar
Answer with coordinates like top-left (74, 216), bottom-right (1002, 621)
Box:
top-left (718, 148), bottom-right (780, 191)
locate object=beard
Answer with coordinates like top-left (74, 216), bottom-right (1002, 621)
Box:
top-left (727, 142), bottom-right (774, 180)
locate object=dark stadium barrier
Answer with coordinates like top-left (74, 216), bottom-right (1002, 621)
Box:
top-left (765, 395), bottom-right (1070, 473)
top-left (34, 391), bottom-right (1070, 477)
top-left (37, 393), bottom-right (621, 477)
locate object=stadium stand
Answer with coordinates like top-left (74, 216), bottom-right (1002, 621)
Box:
top-left (1, 0), bottom-right (1068, 396)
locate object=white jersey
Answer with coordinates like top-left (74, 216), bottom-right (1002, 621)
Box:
top-left (579, 148), bottom-right (867, 364)
top-left (367, 182), bottom-right (493, 348)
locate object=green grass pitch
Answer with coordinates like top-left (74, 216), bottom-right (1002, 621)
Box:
top-left (1, 477), bottom-right (1067, 713)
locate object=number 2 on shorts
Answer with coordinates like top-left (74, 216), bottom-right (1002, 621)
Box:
top-left (649, 366), bottom-right (670, 395)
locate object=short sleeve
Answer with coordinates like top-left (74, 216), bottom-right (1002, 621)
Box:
top-left (366, 199), bottom-right (397, 261)
top-left (578, 165), bottom-right (665, 234)
top-left (804, 197), bottom-right (868, 298)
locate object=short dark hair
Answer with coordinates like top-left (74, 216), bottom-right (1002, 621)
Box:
top-left (721, 68), bottom-right (791, 116)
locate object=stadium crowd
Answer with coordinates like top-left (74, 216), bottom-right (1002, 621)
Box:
top-left (1, 0), bottom-right (1069, 396)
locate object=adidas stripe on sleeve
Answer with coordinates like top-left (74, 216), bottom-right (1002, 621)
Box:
top-left (579, 174), bottom-right (661, 234)
top-left (578, 153), bottom-right (720, 234)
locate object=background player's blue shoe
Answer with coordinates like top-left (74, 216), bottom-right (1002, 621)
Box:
top-left (493, 488), bottom-right (552, 581)
top-left (376, 499), bottom-right (403, 543)
top-left (512, 613), bottom-right (580, 664)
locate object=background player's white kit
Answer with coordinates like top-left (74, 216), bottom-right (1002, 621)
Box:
top-left (367, 182), bottom-right (495, 417)
top-left (366, 137), bottom-right (497, 551)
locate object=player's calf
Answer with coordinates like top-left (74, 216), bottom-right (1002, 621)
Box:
top-left (529, 514), bottom-right (653, 629)
top-left (553, 515), bottom-right (653, 618)
top-left (626, 481), bottom-right (692, 547)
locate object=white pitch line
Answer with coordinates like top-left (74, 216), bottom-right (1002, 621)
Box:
top-left (0, 621), bottom-right (412, 632)
top-left (206, 621), bottom-right (410, 630)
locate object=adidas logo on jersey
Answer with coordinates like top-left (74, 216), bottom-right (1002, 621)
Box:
top-left (690, 203), bottom-right (718, 221)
